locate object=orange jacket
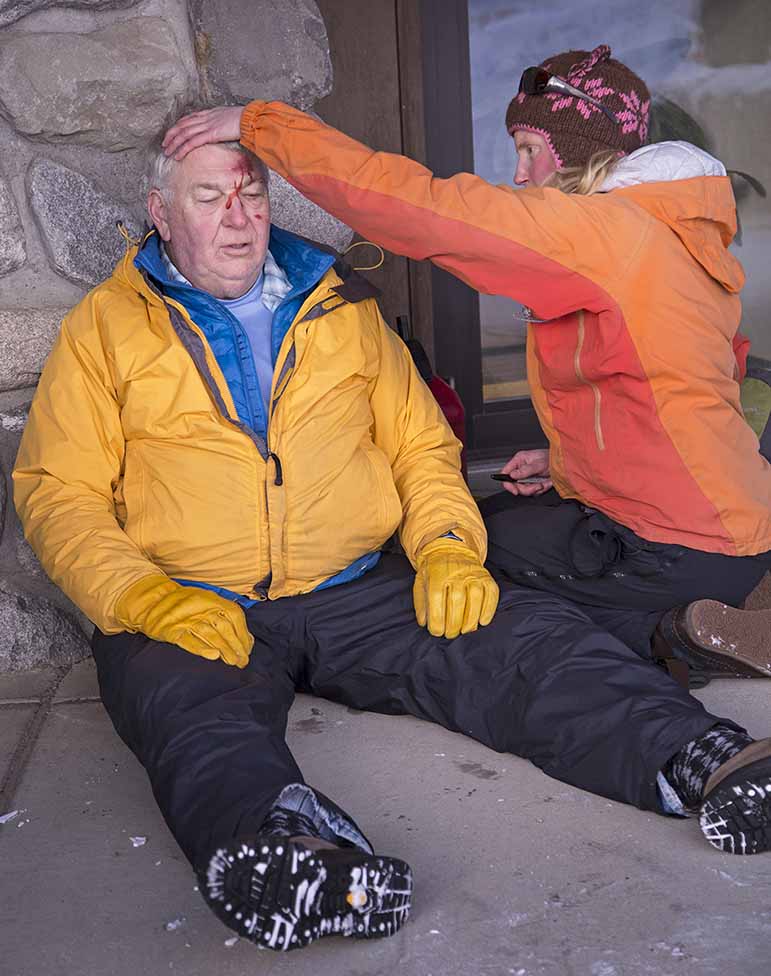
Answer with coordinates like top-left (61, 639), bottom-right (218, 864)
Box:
top-left (240, 101), bottom-right (771, 556)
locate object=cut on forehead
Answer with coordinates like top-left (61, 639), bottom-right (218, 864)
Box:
top-left (180, 144), bottom-right (268, 186)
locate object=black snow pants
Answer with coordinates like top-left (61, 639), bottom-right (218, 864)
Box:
top-left (480, 491), bottom-right (771, 658)
top-left (92, 553), bottom-right (738, 869)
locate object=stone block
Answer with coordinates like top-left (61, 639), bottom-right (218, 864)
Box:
top-left (0, 308), bottom-right (67, 391)
top-left (28, 159), bottom-right (140, 290)
top-left (270, 171), bottom-right (352, 253)
top-left (0, 578), bottom-right (89, 672)
top-left (0, 0), bottom-right (139, 29)
top-left (12, 526), bottom-right (94, 639)
top-left (193, 0), bottom-right (332, 109)
top-left (0, 18), bottom-right (195, 151)
top-left (0, 177), bottom-right (25, 276)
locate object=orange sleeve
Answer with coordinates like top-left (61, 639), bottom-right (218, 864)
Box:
top-left (240, 100), bottom-right (640, 318)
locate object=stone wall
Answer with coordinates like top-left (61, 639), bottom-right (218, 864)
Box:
top-left (0, 0), bottom-right (351, 671)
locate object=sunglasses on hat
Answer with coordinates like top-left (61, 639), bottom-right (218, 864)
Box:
top-left (518, 67), bottom-right (619, 125)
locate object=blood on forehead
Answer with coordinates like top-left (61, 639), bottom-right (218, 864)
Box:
top-left (224, 158), bottom-right (264, 211)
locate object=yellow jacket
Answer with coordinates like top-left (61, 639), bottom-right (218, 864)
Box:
top-left (13, 237), bottom-right (485, 633)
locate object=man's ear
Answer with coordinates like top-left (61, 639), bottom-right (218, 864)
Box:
top-left (147, 189), bottom-right (171, 241)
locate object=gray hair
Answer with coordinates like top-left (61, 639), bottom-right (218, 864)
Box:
top-left (145, 102), bottom-right (269, 203)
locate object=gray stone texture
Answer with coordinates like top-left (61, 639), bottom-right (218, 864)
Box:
top-left (0, 579), bottom-right (89, 672)
top-left (193, 0), bottom-right (333, 109)
top-left (0, 309), bottom-right (67, 391)
top-left (269, 171), bottom-right (353, 253)
top-left (0, 177), bottom-right (26, 276)
top-left (0, 402), bottom-right (104, 641)
top-left (0, 459), bottom-right (6, 541)
top-left (0, 400), bottom-right (30, 463)
top-left (12, 525), bottom-right (95, 640)
top-left (0, 18), bottom-right (196, 151)
top-left (0, 0), bottom-right (139, 29)
top-left (28, 159), bottom-right (140, 289)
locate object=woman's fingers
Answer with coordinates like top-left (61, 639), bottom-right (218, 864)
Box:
top-left (500, 453), bottom-right (525, 476)
top-left (162, 107), bottom-right (245, 160)
top-left (502, 478), bottom-right (551, 497)
top-left (501, 449), bottom-right (546, 477)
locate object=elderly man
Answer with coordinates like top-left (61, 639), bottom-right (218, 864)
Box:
top-left (13, 110), bottom-right (771, 955)
top-left (14, 119), bottom-right (501, 949)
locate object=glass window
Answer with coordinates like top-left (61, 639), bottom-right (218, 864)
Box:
top-left (468, 0), bottom-right (771, 404)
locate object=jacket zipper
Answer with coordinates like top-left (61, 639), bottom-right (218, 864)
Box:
top-left (148, 271), bottom-right (339, 598)
top-left (574, 310), bottom-right (605, 451)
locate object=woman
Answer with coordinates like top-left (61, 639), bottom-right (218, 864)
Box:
top-left (162, 44), bottom-right (771, 673)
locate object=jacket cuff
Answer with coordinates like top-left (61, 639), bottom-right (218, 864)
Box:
top-left (413, 527), bottom-right (480, 562)
top-left (240, 100), bottom-right (268, 145)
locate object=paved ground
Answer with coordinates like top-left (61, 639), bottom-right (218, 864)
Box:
top-left (1, 659), bottom-right (769, 976)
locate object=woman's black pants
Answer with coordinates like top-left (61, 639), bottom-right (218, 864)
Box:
top-left (480, 491), bottom-right (771, 658)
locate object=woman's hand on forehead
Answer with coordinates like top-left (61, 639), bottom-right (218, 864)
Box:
top-left (163, 107), bottom-right (245, 161)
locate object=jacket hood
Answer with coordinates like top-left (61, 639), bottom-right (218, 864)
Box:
top-left (601, 141), bottom-right (744, 293)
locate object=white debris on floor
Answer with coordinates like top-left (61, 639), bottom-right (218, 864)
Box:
top-left (129, 836), bottom-right (147, 847)
top-left (164, 917), bottom-right (187, 932)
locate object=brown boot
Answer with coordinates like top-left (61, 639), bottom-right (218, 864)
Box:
top-left (654, 601), bottom-right (771, 683)
top-left (699, 738), bottom-right (771, 855)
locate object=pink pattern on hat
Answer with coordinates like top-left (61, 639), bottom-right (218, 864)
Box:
top-left (617, 90), bottom-right (650, 139)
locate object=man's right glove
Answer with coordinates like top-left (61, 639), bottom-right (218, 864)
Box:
top-left (115, 575), bottom-right (253, 668)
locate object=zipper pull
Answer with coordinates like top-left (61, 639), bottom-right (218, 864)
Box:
top-left (268, 451), bottom-right (283, 486)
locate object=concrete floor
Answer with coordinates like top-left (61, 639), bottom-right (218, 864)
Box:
top-left (1, 659), bottom-right (770, 976)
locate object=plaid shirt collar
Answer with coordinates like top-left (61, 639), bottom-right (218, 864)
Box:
top-left (160, 243), bottom-right (291, 312)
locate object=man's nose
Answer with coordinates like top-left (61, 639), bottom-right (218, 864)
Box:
top-left (514, 160), bottom-right (529, 186)
top-left (223, 195), bottom-right (249, 225)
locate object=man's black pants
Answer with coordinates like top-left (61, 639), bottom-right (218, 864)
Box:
top-left (480, 491), bottom-right (771, 657)
top-left (92, 553), bottom-right (735, 869)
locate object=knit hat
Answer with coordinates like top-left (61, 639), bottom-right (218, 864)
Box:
top-left (505, 45), bottom-right (650, 169)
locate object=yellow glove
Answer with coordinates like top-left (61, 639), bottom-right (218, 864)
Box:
top-left (115, 575), bottom-right (254, 668)
top-left (413, 538), bottom-right (499, 639)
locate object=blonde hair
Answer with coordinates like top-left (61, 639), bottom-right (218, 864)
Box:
top-left (545, 149), bottom-right (620, 196)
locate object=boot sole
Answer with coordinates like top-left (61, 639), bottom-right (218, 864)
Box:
top-left (677, 601), bottom-right (771, 679)
top-left (202, 838), bottom-right (413, 951)
top-left (700, 764), bottom-right (771, 855)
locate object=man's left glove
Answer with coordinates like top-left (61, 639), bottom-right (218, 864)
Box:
top-left (413, 538), bottom-right (500, 639)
